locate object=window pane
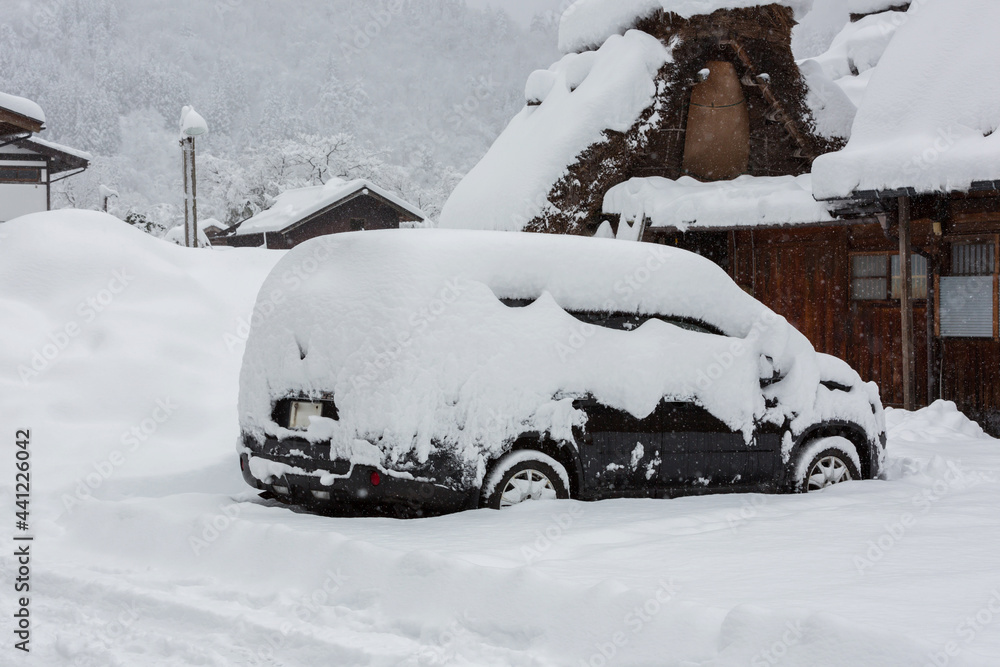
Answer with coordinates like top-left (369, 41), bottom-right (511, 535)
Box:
top-left (852, 255), bottom-right (887, 278)
top-left (940, 276), bottom-right (994, 337)
top-left (891, 254), bottom-right (928, 299)
top-left (852, 278), bottom-right (888, 300)
top-left (951, 243), bottom-right (994, 276)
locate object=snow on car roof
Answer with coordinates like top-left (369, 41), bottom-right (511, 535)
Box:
top-left (438, 30), bottom-right (670, 233)
top-left (234, 177), bottom-right (429, 235)
top-left (558, 0), bottom-right (815, 54)
top-left (0, 91), bottom-right (45, 125)
top-left (603, 174), bottom-right (835, 231)
top-left (812, 0), bottom-right (1000, 199)
top-left (239, 230), bottom-right (878, 477)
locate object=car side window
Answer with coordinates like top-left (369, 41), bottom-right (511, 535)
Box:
top-left (496, 297), bottom-right (722, 336)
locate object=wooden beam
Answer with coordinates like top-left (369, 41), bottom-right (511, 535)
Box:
top-left (899, 196), bottom-right (916, 411)
top-left (995, 234), bottom-right (999, 341)
top-left (0, 108), bottom-right (43, 134)
top-left (723, 37), bottom-right (815, 160)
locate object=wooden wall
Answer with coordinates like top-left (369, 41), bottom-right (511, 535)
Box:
top-left (723, 219), bottom-right (999, 432)
top-left (282, 194), bottom-right (402, 247)
top-left (731, 224), bottom-right (933, 409)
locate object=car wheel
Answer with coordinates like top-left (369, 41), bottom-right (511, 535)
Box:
top-left (792, 436), bottom-right (861, 492)
top-left (481, 451), bottom-right (570, 509)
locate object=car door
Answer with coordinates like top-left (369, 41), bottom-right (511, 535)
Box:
top-left (573, 398), bottom-right (667, 497)
top-left (655, 402), bottom-right (776, 490)
top-left (574, 398), bottom-right (777, 497)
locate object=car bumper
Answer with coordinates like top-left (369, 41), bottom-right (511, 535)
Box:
top-left (239, 446), bottom-right (479, 515)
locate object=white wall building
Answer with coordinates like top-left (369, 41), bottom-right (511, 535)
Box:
top-left (0, 91), bottom-right (90, 223)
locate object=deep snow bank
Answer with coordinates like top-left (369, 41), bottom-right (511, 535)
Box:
top-left (0, 211), bottom-right (281, 511)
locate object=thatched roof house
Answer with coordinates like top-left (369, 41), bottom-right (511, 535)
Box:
top-left (441, 0), bottom-right (1000, 432)
top-left (441, 0), bottom-right (854, 235)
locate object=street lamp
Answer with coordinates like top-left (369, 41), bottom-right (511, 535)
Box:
top-left (179, 106), bottom-right (209, 248)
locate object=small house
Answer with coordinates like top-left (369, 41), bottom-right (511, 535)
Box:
top-left (0, 91), bottom-right (91, 222)
top-left (217, 178), bottom-right (430, 249)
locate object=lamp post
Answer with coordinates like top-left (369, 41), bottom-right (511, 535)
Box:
top-left (179, 106), bottom-right (209, 248)
top-left (99, 184), bottom-right (119, 213)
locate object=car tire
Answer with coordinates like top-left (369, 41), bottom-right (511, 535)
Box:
top-left (792, 436), bottom-right (862, 493)
top-left (481, 451), bottom-right (571, 509)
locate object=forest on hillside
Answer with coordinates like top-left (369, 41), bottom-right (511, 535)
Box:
top-left (0, 0), bottom-right (560, 231)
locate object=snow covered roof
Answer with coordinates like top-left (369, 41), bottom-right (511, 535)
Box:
top-left (604, 174), bottom-right (835, 231)
top-left (799, 10), bottom-right (904, 111)
top-left (0, 91), bottom-right (45, 126)
top-left (812, 0), bottom-right (1000, 199)
top-left (234, 178), bottom-right (429, 236)
top-left (200, 217), bottom-right (227, 232)
top-left (439, 30), bottom-right (670, 232)
top-left (15, 137), bottom-right (91, 173)
top-left (558, 0), bottom-right (815, 53)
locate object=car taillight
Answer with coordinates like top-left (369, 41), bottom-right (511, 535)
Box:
top-left (370, 471), bottom-right (381, 486)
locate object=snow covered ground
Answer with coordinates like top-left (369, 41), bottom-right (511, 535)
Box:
top-left (3, 212), bottom-right (1000, 666)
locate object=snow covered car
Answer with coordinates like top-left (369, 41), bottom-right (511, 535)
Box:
top-left (237, 230), bottom-right (885, 514)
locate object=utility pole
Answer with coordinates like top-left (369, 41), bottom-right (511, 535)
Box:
top-left (181, 138), bottom-right (190, 248)
top-left (178, 106), bottom-right (209, 248)
top-left (899, 195), bottom-right (916, 411)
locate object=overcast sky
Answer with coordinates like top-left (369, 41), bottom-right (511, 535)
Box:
top-left (464, 0), bottom-right (569, 27)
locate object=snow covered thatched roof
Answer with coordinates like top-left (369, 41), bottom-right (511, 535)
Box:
top-left (798, 9), bottom-right (904, 110)
top-left (812, 0), bottom-right (1000, 199)
top-left (558, 0), bottom-right (815, 53)
top-left (604, 174), bottom-right (834, 231)
top-left (234, 178), bottom-right (429, 236)
top-left (439, 30), bottom-right (670, 232)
